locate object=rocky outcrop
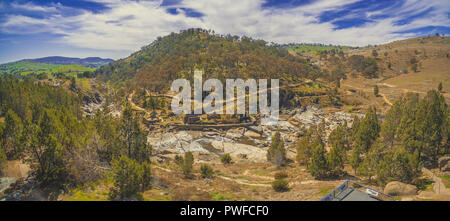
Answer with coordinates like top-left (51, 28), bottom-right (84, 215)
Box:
top-left (384, 181), bottom-right (418, 196)
top-left (438, 156), bottom-right (450, 172)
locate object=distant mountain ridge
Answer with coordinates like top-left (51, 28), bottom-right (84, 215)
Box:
top-left (21, 56), bottom-right (114, 68)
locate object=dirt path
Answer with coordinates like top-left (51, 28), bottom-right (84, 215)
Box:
top-left (342, 82), bottom-right (393, 106)
top-left (128, 91), bottom-right (149, 113)
top-left (378, 82), bottom-right (450, 98)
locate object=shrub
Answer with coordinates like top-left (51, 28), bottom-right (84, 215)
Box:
top-left (221, 153), bottom-right (232, 164)
top-left (267, 132), bottom-right (286, 168)
top-left (175, 152), bottom-right (194, 177)
top-left (200, 164), bottom-right (214, 178)
top-left (109, 155), bottom-right (151, 200)
top-left (272, 179), bottom-right (289, 192)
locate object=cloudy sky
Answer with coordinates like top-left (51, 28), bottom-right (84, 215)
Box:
top-left (0, 0), bottom-right (449, 63)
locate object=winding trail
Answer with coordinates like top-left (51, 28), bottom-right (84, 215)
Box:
top-left (341, 82), bottom-right (393, 106)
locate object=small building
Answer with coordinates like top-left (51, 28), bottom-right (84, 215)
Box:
top-left (321, 180), bottom-right (396, 201)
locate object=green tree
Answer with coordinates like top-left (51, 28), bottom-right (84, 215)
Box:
top-left (179, 151), bottom-right (194, 177)
top-left (109, 155), bottom-right (151, 200)
top-left (438, 82), bottom-right (443, 92)
top-left (120, 105), bottom-right (152, 163)
top-left (2, 109), bottom-right (24, 159)
top-left (296, 135), bottom-right (312, 167)
top-left (308, 140), bottom-right (328, 178)
top-left (267, 132), bottom-right (286, 168)
top-left (328, 141), bottom-right (346, 176)
top-left (373, 85), bottom-right (379, 96)
top-left (416, 90), bottom-right (447, 165)
top-left (353, 106), bottom-right (380, 152)
top-left (358, 140), bottom-right (384, 183)
top-left (376, 147), bottom-right (421, 185)
top-left (350, 148), bottom-right (362, 174)
top-left (28, 109), bottom-right (69, 186)
top-left (380, 98), bottom-right (405, 147)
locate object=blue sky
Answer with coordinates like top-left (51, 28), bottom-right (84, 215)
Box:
top-left (0, 0), bottom-right (449, 63)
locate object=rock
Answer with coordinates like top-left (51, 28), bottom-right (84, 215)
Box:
top-left (384, 181), bottom-right (418, 196)
top-left (211, 141), bottom-right (266, 162)
top-left (438, 156), bottom-right (450, 171)
top-left (244, 130), bottom-right (261, 138)
top-left (0, 177), bottom-right (17, 194)
top-left (225, 128), bottom-right (244, 140)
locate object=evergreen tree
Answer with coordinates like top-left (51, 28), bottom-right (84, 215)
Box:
top-left (308, 140), bottom-right (328, 178)
top-left (373, 85), bottom-right (379, 96)
top-left (31, 109), bottom-right (68, 186)
top-left (328, 141), bottom-right (346, 176)
top-left (2, 109), bottom-right (24, 159)
top-left (350, 148), bottom-right (362, 174)
top-left (416, 90), bottom-right (447, 165)
top-left (296, 135), bottom-right (312, 167)
top-left (353, 106), bottom-right (380, 152)
top-left (109, 155), bottom-right (151, 200)
top-left (381, 98), bottom-right (405, 147)
top-left (182, 151), bottom-right (194, 177)
top-left (267, 132), bottom-right (286, 168)
top-left (120, 105), bottom-right (152, 163)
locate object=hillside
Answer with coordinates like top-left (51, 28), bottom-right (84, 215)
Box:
top-left (95, 29), bottom-right (322, 92)
top-left (0, 61), bottom-right (95, 78)
top-left (283, 43), bottom-right (355, 55)
top-left (342, 36), bottom-right (450, 106)
top-left (23, 56), bottom-right (114, 68)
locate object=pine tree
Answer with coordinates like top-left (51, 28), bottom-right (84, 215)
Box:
top-left (374, 85), bottom-right (379, 96)
top-left (438, 82), bottom-right (443, 92)
top-left (2, 109), bottom-right (24, 159)
top-left (267, 132), bottom-right (286, 168)
top-left (182, 151), bottom-right (194, 176)
top-left (328, 141), bottom-right (346, 176)
top-left (350, 148), bottom-right (361, 174)
top-left (296, 135), bottom-right (312, 167)
top-left (416, 90), bottom-right (447, 165)
top-left (353, 106), bottom-right (380, 152)
top-left (308, 140), bottom-right (328, 178)
top-left (381, 98), bottom-right (405, 147)
top-left (109, 155), bottom-right (151, 200)
top-left (120, 105), bottom-right (152, 163)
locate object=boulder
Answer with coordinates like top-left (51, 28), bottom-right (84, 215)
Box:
top-left (225, 128), bottom-right (244, 140)
top-left (244, 130), bottom-right (261, 138)
top-left (438, 156), bottom-right (450, 172)
top-left (384, 181), bottom-right (418, 196)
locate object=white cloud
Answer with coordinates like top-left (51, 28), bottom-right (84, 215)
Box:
top-left (10, 1), bottom-right (59, 12)
top-left (1, 0), bottom-right (449, 58)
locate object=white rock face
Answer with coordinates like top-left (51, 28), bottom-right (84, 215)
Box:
top-left (211, 141), bottom-right (267, 162)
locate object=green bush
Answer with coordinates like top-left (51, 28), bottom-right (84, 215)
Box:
top-left (109, 155), bottom-right (151, 200)
top-left (200, 164), bottom-right (214, 179)
top-left (272, 179), bottom-right (289, 192)
top-left (221, 153), bottom-right (232, 164)
top-left (175, 152), bottom-right (194, 177)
